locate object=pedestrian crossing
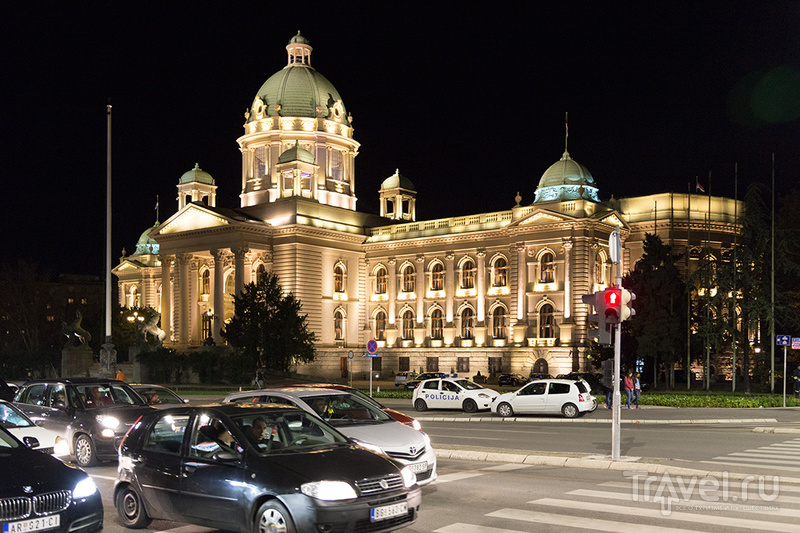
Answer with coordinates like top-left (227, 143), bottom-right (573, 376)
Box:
top-left (700, 437), bottom-right (800, 472)
top-left (432, 467), bottom-right (799, 532)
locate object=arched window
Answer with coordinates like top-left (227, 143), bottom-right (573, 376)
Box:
top-left (402, 310), bottom-right (414, 340)
top-left (540, 253), bottom-right (555, 283)
top-left (334, 264), bottom-right (345, 293)
top-left (375, 267), bottom-right (387, 294)
top-left (201, 314), bottom-right (212, 341)
top-left (461, 259), bottom-right (475, 289)
top-left (431, 309), bottom-right (443, 339)
top-left (539, 304), bottom-right (554, 338)
top-left (129, 286), bottom-right (140, 308)
top-left (200, 269), bottom-right (210, 295)
top-left (430, 263), bottom-right (444, 291)
top-left (334, 310), bottom-right (344, 340)
top-left (533, 358), bottom-right (549, 374)
top-left (492, 307), bottom-right (507, 339)
top-left (402, 265), bottom-right (415, 292)
top-left (461, 308), bottom-right (474, 339)
top-left (375, 311), bottom-right (386, 340)
top-left (255, 264), bottom-right (266, 284)
top-left (492, 257), bottom-right (507, 287)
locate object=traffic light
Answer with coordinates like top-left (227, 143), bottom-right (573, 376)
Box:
top-left (603, 287), bottom-right (622, 324)
top-left (582, 291), bottom-right (610, 344)
top-left (620, 289), bottom-right (636, 322)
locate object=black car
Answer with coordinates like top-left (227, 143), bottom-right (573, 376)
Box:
top-left (14, 378), bottom-right (155, 467)
top-left (404, 372), bottom-right (449, 390)
top-left (497, 374), bottom-right (527, 387)
top-left (115, 403), bottom-right (421, 533)
top-left (0, 425), bottom-right (103, 533)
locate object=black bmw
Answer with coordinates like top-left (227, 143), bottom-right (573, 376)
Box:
top-left (115, 403), bottom-right (421, 533)
top-left (0, 426), bottom-right (103, 533)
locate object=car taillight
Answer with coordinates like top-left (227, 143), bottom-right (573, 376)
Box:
top-left (578, 394), bottom-right (585, 402)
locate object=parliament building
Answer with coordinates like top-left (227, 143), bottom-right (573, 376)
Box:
top-left (113, 33), bottom-right (741, 380)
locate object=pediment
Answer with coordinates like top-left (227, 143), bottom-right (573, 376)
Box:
top-left (598, 213), bottom-right (625, 229)
top-left (514, 209), bottom-right (569, 226)
top-left (158, 205), bottom-right (230, 235)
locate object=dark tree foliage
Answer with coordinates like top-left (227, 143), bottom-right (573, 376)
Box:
top-left (624, 234), bottom-right (686, 388)
top-left (222, 272), bottom-right (316, 374)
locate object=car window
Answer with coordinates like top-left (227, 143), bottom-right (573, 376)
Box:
top-left (453, 379), bottom-right (482, 390)
top-left (230, 410), bottom-right (348, 453)
top-left (19, 384), bottom-right (47, 405)
top-left (549, 383), bottom-right (571, 395)
top-left (422, 380), bottom-right (439, 391)
top-left (47, 384), bottom-right (67, 408)
top-left (0, 403), bottom-right (34, 428)
top-left (144, 413), bottom-right (190, 455)
top-left (190, 415), bottom-right (239, 459)
top-left (575, 381), bottom-right (589, 393)
top-left (520, 382), bottom-right (547, 396)
top-left (300, 393), bottom-right (391, 425)
top-left (442, 381), bottom-right (460, 393)
top-left (76, 383), bottom-right (144, 408)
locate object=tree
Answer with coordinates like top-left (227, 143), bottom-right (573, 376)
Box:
top-left (222, 272), bottom-right (316, 374)
top-left (625, 234), bottom-right (686, 388)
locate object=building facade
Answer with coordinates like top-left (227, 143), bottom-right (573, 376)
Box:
top-left (113, 33), bottom-right (741, 380)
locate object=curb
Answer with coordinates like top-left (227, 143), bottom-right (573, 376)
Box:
top-left (416, 416), bottom-right (781, 425)
top-left (435, 448), bottom-right (800, 484)
top-left (752, 426), bottom-right (800, 434)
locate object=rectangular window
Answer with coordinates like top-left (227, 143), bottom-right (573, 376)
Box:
top-left (399, 357), bottom-right (410, 372)
top-left (372, 357), bottom-right (382, 372)
top-left (426, 357), bottom-right (439, 373)
top-left (457, 357), bottom-right (470, 373)
top-left (146, 414), bottom-right (190, 455)
top-left (488, 357), bottom-right (502, 375)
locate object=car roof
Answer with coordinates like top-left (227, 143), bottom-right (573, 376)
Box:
top-left (148, 402), bottom-right (304, 416)
top-left (528, 378), bottom-right (576, 384)
top-left (21, 378), bottom-right (126, 385)
top-left (230, 388), bottom-right (349, 399)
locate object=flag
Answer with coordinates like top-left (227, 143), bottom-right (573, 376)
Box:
top-left (695, 177), bottom-right (705, 193)
top-left (565, 112), bottom-right (569, 139)
top-left (155, 195), bottom-right (159, 210)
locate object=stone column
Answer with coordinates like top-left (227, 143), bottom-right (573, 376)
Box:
top-left (387, 257), bottom-right (397, 325)
top-left (445, 252), bottom-right (455, 323)
top-left (562, 238), bottom-right (573, 319)
top-left (476, 249), bottom-right (487, 322)
top-left (176, 253), bottom-right (191, 347)
top-left (515, 243), bottom-right (526, 320)
top-left (211, 249), bottom-right (225, 344)
top-left (415, 254), bottom-right (425, 332)
top-left (158, 255), bottom-right (173, 341)
top-left (232, 247), bottom-right (249, 298)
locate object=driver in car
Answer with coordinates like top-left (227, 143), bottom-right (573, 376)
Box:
top-left (245, 417), bottom-right (270, 446)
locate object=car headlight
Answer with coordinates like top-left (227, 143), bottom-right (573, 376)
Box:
top-left (409, 419), bottom-right (422, 431)
top-left (301, 481), bottom-right (357, 501)
top-left (96, 415), bottom-right (120, 429)
top-left (72, 477), bottom-right (98, 499)
top-left (53, 436), bottom-right (70, 457)
top-left (400, 466), bottom-right (417, 488)
top-left (421, 431), bottom-right (431, 448)
top-left (478, 393), bottom-right (490, 398)
top-left (355, 440), bottom-right (385, 455)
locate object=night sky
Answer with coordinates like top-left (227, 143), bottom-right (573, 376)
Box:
top-left (3, 2), bottom-right (800, 277)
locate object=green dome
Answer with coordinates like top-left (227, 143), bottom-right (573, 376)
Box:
top-left (248, 33), bottom-right (350, 126)
top-left (180, 163), bottom-right (214, 185)
top-left (534, 150), bottom-right (600, 203)
top-left (134, 222), bottom-right (159, 255)
top-left (278, 141), bottom-right (315, 164)
top-left (380, 169), bottom-right (415, 191)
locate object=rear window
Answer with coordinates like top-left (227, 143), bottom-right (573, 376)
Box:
top-left (548, 383), bottom-right (571, 395)
top-left (575, 381), bottom-right (589, 393)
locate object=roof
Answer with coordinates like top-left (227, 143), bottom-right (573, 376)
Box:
top-left (380, 169), bottom-right (415, 191)
top-left (534, 150), bottom-right (600, 203)
top-left (179, 163), bottom-right (215, 185)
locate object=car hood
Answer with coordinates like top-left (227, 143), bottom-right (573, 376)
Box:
top-left (0, 447), bottom-right (85, 495)
top-left (7, 425), bottom-right (58, 448)
top-left (92, 404), bottom-right (155, 421)
top-left (383, 407), bottom-right (414, 424)
top-left (495, 391), bottom-right (516, 403)
top-left (259, 444), bottom-right (403, 483)
top-left (335, 421), bottom-right (425, 452)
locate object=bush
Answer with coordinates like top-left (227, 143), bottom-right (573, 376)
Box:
top-left (135, 347), bottom-right (188, 383)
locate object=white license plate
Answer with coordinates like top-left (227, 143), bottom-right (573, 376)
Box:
top-left (3, 514), bottom-right (60, 533)
top-left (370, 501), bottom-right (408, 522)
top-left (408, 461), bottom-right (428, 474)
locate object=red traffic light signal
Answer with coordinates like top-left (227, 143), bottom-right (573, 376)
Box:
top-left (604, 288), bottom-right (622, 323)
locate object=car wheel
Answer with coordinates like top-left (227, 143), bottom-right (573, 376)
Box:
top-left (116, 485), bottom-right (152, 528)
top-left (462, 399), bottom-right (477, 413)
top-left (414, 399), bottom-right (428, 412)
top-left (561, 403), bottom-right (579, 418)
top-left (590, 398), bottom-right (598, 412)
top-left (497, 402), bottom-right (514, 417)
top-left (256, 500), bottom-right (296, 533)
top-left (74, 434), bottom-right (98, 467)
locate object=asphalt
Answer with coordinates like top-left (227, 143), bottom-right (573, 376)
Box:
top-left (184, 384), bottom-right (800, 484)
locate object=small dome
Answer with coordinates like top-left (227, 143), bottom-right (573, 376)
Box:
top-left (380, 169), bottom-right (415, 191)
top-left (134, 222), bottom-right (159, 255)
top-left (278, 141), bottom-right (315, 164)
top-left (289, 30), bottom-right (309, 44)
top-left (180, 163), bottom-right (214, 185)
top-left (534, 151), bottom-right (600, 203)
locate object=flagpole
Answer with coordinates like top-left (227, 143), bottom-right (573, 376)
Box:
top-left (687, 181), bottom-right (692, 390)
top-left (732, 163), bottom-right (738, 392)
top-left (771, 153), bottom-right (775, 393)
top-left (101, 102), bottom-right (117, 377)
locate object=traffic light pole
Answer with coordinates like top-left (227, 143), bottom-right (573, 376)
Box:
top-left (610, 226), bottom-right (622, 460)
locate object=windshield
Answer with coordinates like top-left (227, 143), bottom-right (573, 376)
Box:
top-left (76, 383), bottom-right (146, 408)
top-left (228, 409), bottom-right (349, 453)
top-left (300, 393), bottom-right (393, 426)
top-left (453, 379), bottom-right (483, 391)
top-left (0, 403), bottom-right (34, 428)
top-left (135, 387), bottom-right (184, 405)
top-left (0, 427), bottom-right (20, 449)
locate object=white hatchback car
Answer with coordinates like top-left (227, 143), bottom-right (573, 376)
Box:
top-left (0, 399), bottom-right (69, 458)
top-left (491, 379), bottom-right (596, 418)
top-left (412, 378), bottom-right (499, 413)
top-left (223, 387), bottom-right (437, 486)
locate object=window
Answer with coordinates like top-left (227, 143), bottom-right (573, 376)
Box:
top-left (282, 170), bottom-right (294, 193)
top-left (254, 146), bottom-right (268, 180)
top-left (595, 253), bottom-right (604, 285)
top-left (430, 263), bottom-right (444, 291)
top-left (431, 309), bottom-right (443, 339)
top-left (426, 357), bottom-right (439, 372)
top-left (334, 265), bottom-right (345, 293)
top-left (146, 414), bottom-right (190, 455)
top-left (422, 380), bottom-right (439, 391)
top-left (372, 357), bottom-right (382, 372)
top-left (488, 357), bottom-right (502, 374)
top-left (492, 307), bottom-right (507, 338)
top-left (521, 382), bottom-right (547, 396)
top-left (460, 259), bottom-right (475, 289)
top-left (540, 253), bottom-right (555, 283)
top-left (402, 310), bottom-right (414, 339)
top-left (375, 311), bottom-right (386, 341)
top-left (399, 357), bottom-right (410, 372)
top-left (402, 265), bottom-right (415, 292)
top-left (255, 264), bottom-right (266, 284)
top-left (533, 358), bottom-right (549, 374)
top-left (202, 314), bottom-right (212, 341)
top-left (539, 304), bottom-right (554, 338)
top-left (375, 267), bottom-right (387, 294)
top-left (461, 308), bottom-right (474, 339)
top-left (457, 357), bottom-right (470, 373)
top-left (334, 310), bottom-right (344, 340)
top-left (201, 269), bottom-right (210, 295)
top-left (190, 416), bottom-right (237, 459)
top-left (549, 382), bottom-right (571, 394)
top-left (492, 257), bottom-right (507, 287)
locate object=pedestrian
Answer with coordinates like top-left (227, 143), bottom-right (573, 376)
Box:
top-left (634, 372), bottom-right (641, 408)
top-left (115, 368), bottom-right (125, 382)
top-left (794, 363), bottom-right (800, 399)
top-left (601, 359), bottom-right (613, 409)
top-left (624, 371), bottom-right (634, 409)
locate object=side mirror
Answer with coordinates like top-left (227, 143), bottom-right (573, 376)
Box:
top-left (23, 436), bottom-right (40, 449)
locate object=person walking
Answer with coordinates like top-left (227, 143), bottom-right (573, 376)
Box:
top-left (793, 363), bottom-right (800, 399)
top-left (623, 371), bottom-right (634, 409)
top-left (634, 372), bottom-right (641, 408)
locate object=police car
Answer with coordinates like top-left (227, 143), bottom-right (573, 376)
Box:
top-left (412, 378), bottom-right (499, 413)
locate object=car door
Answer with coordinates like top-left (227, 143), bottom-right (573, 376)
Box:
top-left (512, 382), bottom-right (547, 413)
top-left (14, 383), bottom-right (50, 425)
top-left (545, 382), bottom-right (573, 413)
top-left (419, 379), bottom-right (443, 408)
top-left (180, 414), bottom-right (246, 529)
top-left (36, 384), bottom-right (76, 438)
top-left (132, 411), bottom-right (189, 520)
top-left (440, 380), bottom-right (463, 408)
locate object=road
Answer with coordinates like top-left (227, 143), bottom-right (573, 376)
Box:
top-left (89, 456), bottom-right (800, 533)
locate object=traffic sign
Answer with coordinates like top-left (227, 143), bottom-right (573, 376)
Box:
top-left (793, 338), bottom-right (800, 350)
top-left (776, 335), bottom-right (790, 346)
top-left (366, 339), bottom-right (378, 354)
